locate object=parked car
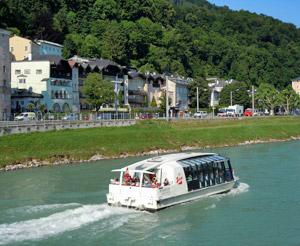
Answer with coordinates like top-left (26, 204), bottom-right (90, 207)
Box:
top-left (62, 113), bottom-right (78, 121)
top-left (217, 108), bottom-right (227, 117)
top-left (14, 112), bottom-right (36, 121)
top-left (193, 111), bottom-right (207, 118)
top-left (244, 108), bottom-right (264, 117)
top-left (140, 113), bottom-right (153, 119)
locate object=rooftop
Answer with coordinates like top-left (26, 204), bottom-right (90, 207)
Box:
top-left (125, 152), bottom-right (217, 171)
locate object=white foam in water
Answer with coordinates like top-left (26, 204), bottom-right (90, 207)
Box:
top-left (229, 182), bottom-right (250, 196)
top-left (0, 204), bottom-right (135, 245)
top-left (205, 203), bottom-right (216, 210)
top-left (14, 203), bottom-right (81, 214)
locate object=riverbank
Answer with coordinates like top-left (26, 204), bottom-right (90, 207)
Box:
top-left (1, 117), bottom-right (300, 171)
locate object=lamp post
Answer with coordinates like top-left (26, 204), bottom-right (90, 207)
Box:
top-left (196, 87), bottom-right (199, 112)
top-left (252, 85), bottom-right (255, 113)
top-left (166, 76), bottom-right (169, 121)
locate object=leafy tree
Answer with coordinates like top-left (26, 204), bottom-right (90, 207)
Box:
top-left (278, 85), bottom-right (300, 115)
top-left (83, 73), bottom-right (114, 111)
top-left (219, 82), bottom-right (250, 108)
top-left (159, 91), bottom-right (172, 113)
top-left (188, 77), bottom-right (210, 108)
top-left (150, 97), bottom-right (157, 107)
top-left (256, 83), bottom-right (280, 115)
top-left (27, 103), bottom-right (35, 112)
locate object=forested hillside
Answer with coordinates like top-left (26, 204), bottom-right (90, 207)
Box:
top-left (1, 0), bottom-right (300, 88)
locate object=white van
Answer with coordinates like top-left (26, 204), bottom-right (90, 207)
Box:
top-left (14, 112), bottom-right (36, 121)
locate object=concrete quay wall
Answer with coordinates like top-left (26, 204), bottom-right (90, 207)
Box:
top-left (0, 120), bottom-right (136, 136)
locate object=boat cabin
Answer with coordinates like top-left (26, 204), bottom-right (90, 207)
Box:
top-left (110, 153), bottom-right (234, 192)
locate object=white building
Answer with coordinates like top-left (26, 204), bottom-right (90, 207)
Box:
top-left (11, 59), bottom-right (80, 112)
top-left (207, 77), bottom-right (235, 107)
top-left (0, 28), bottom-right (11, 120)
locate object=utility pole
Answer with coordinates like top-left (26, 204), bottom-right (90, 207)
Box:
top-left (230, 91), bottom-right (233, 106)
top-left (252, 85), bottom-right (255, 112)
top-left (196, 87), bottom-right (199, 112)
top-left (166, 76), bottom-right (169, 121)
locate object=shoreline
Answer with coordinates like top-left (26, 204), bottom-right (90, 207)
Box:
top-left (1, 136), bottom-right (300, 172)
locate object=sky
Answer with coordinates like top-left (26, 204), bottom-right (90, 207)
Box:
top-left (208, 0), bottom-right (300, 28)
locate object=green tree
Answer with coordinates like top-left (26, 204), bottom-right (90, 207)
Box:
top-left (150, 97), bottom-right (157, 107)
top-left (219, 82), bottom-right (250, 108)
top-left (159, 91), bottom-right (172, 113)
top-left (278, 85), bottom-right (300, 115)
top-left (27, 103), bottom-right (35, 112)
top-left (256, 83), bottom-right (280, 115)
top-left (83, 73), bottom-right (114, 111)
top-left (188, 77), bottom-right (210, 108)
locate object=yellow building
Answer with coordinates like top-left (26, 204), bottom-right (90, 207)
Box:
top-left (9, 35), bottom-right (40, 61)
top-left (292, 77), bottom-right (300, 95)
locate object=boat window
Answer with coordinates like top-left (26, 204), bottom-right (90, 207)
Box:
top-left (225, 160), bottom-right (234, 181)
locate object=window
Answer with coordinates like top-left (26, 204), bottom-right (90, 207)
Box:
top-left (19, 78), bottom-right (26, 84)
top-left (25, 46), bottom-right (28, 51)
top-left (24, 69), bottom-right (30, 75)
top-left (10, 47), bottom-right (14, 52)
top-left (36, 69), bottom-right (42, 75)
top-left (3, 66), bottom-right (6, 73)
top-left (15, 70), bottom-right (21, 75)
top-left (3, 79), bottom-right (6, 86)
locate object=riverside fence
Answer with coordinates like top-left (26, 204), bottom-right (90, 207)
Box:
top-left (0, 119), bottom-right (136, 136)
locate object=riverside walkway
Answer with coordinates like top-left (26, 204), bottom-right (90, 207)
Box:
top-left (0, 119), bottom-right (136, 136)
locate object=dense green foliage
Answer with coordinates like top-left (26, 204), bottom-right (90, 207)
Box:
top-left (83, 73), bottom-right (114, 110)
top-left (2, 117), bottom-right (300, 167)
top-left (1, 0), bottom-right (300, 88)
top-left (219, 82), bottom-right (250, 108)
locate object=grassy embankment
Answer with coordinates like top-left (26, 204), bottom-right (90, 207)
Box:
top-left (1, 117), bottom-right (300, 167)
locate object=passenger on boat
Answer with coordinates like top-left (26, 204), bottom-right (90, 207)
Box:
top-left (124, 168), bottom-right (132, 185)
top-left (163, 178), bottom-right (169, 186)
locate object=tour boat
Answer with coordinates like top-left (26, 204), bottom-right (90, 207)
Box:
top-left (106, 152), bottom-right (238, 212)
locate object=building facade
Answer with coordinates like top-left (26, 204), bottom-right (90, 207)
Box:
top-left (10, 36), bottom-right (63, 61)
top-left (35, 40), bottom-right (63, 57)
top-left (11, 59), bottom-right (79, 112)
top-left (0, 28), bottom-right (11, 120)
top-left (292, 77), bottom-right (300, 95)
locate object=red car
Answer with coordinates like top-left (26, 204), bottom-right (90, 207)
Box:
top-left (244, 108), bottom-right (253, 117)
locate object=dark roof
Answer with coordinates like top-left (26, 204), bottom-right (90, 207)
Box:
top-left (292, 76), bottom-right (300, 81)
top-left (11, 89), bottom-right (43, 99)
top-left (69, 55), bottom-right (124, 71)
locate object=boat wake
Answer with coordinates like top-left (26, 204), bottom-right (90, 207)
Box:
top-left (0, 203), bottom-right (137, 245)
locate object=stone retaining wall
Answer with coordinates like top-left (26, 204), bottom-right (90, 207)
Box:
top-left (0, 119), bottom-right (136, 136)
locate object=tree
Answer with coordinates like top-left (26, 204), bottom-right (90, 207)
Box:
top-left (188, 77), bottom-right (210, 108)
top-left (219, 82), bottom-right (250, 108)
top-left (159, 91), bottom-right (172, 113)
top-left (278, 85), bottom-right (300, 115)
top-left (27, 103), bottom-right (35, 112)
top-left (256, 83), bottom-right (280, 115)
top-left (83, 73), bottom-right (114, 111)
top-left (150, 97), bottom-right (157, 107)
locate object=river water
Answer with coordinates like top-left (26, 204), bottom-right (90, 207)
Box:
top-left (0, 141), bottom-right (300, 246)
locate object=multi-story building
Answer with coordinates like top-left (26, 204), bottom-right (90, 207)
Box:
top-left (0, 28), bottom-right (11, 120)
top-left (9, 35), bottom-right (63, 61)
top-left (35, 40), bottom-right (63, 57)
top-left (69, 56), bottom-right (126, 110)
top-left (11, 58), bottom-right (79, 112)
top-left (292, 77), bottom-right (300, 95)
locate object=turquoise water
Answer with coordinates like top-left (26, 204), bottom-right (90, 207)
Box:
top-left (1, 141), bottom-right (300, 245)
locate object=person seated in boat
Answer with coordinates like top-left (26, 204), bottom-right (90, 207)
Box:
top-left (163, 178), bottom-right (169, 186)
top-left (123, 168), bottom-right (132, 185)
top-left (143, 174), bottom-right (152, 187)
top-left (151, 176), bottom-right (159, 188)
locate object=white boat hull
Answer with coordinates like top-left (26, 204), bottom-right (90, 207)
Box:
top-left (107, 180), bottom-right (237, 212)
